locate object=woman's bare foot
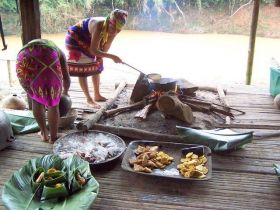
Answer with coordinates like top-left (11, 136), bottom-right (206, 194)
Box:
top-left (49, 133), bottom-right (64, 144)
top-left (86, 98), bottom-right (101, 109)
top-left (38, 131), bottom-right (49, 142)
top-left (94, 95), bottom-right (107, 102)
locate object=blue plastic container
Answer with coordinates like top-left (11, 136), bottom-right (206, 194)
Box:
top-left (270, 67), bottom-right (280, 96)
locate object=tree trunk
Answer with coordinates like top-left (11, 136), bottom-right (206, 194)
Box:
top-left (196, 0), bottom-right (202, 11)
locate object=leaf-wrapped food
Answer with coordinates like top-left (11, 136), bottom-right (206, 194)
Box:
top-left (41, 183), bottom-right (69, 200)
top-left (31, 167), bottom-right (45, 193)
top-left (44, 170), bottom-right (66, 186)
top-left (70, 169), bottom-right (87, 193)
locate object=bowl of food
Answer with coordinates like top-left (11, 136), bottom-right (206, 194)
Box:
top-left (53, 130), bottom-right (126, 170)
top-left (58, 108), bottom-right (77, 128)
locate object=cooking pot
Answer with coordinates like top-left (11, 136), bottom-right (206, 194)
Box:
top-left (124, 62), bottom-right (177, 102)
top-left (148, 76), bottom-right (177, 92)
top-left (59, 94), bottom-right (72, 117)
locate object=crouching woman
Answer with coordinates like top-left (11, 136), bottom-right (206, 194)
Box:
top-left (16, 39), bottom-right (71, 143)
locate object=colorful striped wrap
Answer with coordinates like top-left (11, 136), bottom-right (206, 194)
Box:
top-left (65, 18), bottom-right (104, 77)
top-left (65, 9), bottom-right (127, 77)
top-left (16, 39), bottom-right (63, 107)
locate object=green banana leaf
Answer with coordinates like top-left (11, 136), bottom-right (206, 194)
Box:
top-left (2, 154), bottom-right (99, 210)
top-left (273, 164), bottom-right (280, 182)
top-left (176, 126), bottom-right (253, 152)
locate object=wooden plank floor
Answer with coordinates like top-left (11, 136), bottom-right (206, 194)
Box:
top-left (1, 81), bottom-right (280, 210)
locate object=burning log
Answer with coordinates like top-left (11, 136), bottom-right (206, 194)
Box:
top-left (104, 97), bottom-right (157, 118)
top-left (156, 92), bottom-right (193, 124)
top-left (105, 100), bottom-right (146, 118)
top-left (179, 95), bottom-right (235, 118)
top-left (211, 106), bottom-right (234, 118)
top-left (135, 103), bottom-right (156, 120)
top-left (179, 97), bottom-right (212, 112)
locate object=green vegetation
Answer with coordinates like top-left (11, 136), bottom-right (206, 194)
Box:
top-left (0, 0), bottom-right (278, 37)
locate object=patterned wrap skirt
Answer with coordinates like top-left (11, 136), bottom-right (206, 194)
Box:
top-left (65, 18), bottom-right (104, 77)
top-left (16, 44), bottom-right (63, 107)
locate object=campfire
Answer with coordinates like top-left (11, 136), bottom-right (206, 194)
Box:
top-left (104, 74), bottom-right (245, 125)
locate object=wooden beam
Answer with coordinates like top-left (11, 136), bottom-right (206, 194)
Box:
top-left (91, 123), bottom-right (186, 143)
top-left (19, 0), bottom-right (41, 45)
top-left (246, 0), bottom-right (260, 85)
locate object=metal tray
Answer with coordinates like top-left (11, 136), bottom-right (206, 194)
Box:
top-left (53, 130), bottom-right (126, 170)
top-left (121, 140), bottom-right (212, 180)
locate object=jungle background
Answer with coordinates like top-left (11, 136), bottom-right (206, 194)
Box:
top-left (1, 0), bottom-right (279, 37)
top-left (0, 0), bottom-right (280, 90)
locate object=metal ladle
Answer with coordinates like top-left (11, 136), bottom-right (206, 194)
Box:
top-left (122, 62), bottom-right (145, 75)
top-left (122, 62), bottom-right (161, 81)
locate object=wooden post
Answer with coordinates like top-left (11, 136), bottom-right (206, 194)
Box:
top-left (19, 0), bottom-right (41, 109)
top-left (19, 0), bottom-right (41, 45)
top-left (6, 60), bottom-right (12, 87)
top-left (246, 0), bottom-right (260, 85)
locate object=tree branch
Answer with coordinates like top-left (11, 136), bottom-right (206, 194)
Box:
top-left (174, 0), bottom-right (186, 25)
top-left (230, 0), bottom-right (253, 18)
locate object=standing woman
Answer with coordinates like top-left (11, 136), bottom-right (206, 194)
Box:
top-left (16, 39), bottom-right (71, 143)
top-left (65, 9), bottom-right (128, 108)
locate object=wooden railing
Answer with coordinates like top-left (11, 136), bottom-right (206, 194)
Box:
top-left (0, 58), bottom-right (16, 87)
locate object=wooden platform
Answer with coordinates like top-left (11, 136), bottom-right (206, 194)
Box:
top-left (1, 80), bottom-right (280, 210)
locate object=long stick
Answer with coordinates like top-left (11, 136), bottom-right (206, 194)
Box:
top-left (92, 123), bottom-right (186, 143)
top-left (76, 81), bottom-right (126, 131)
top-left (217, 85), bottom-right (231, 123)
top-left (217, 85), bottom-right (230, 108)
top-left (184, 95), bottom-right (245, 114)
top-left (217, 123), bottom-right (280, 130)
top-left (198, 86), bottom-right (227, 95)
top-left (105, 100), bottom-right (145, 117)
top-left (0, 16), bottom-right (7, 50)
top-left (122, 62), bottom-right (145, 75)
